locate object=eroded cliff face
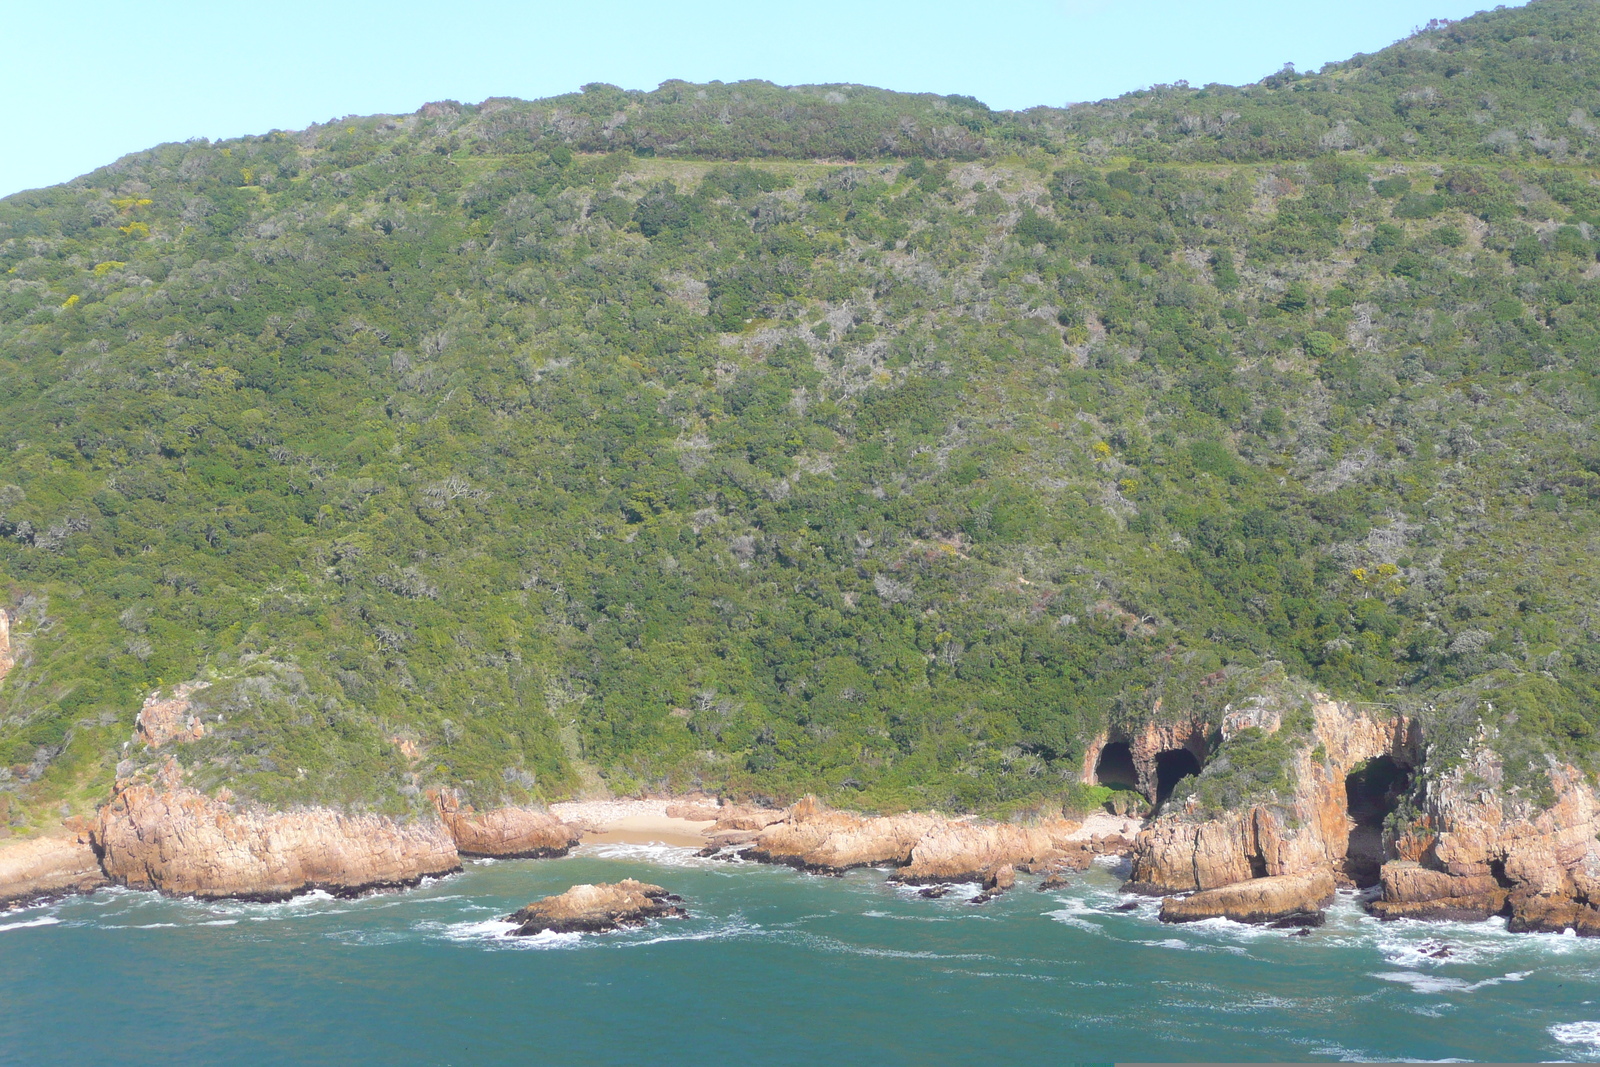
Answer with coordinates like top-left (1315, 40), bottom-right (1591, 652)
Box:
top-left (93, 759), bottom-right (460, 900)
top-left (1371, 744), bottom-right (1600, 935)
top-left (1128, 698), bottom-right (1415, 894)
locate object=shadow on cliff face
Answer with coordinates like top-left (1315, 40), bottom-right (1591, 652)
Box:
top-left (1344, 755), bottom-right (1410, 888)
top-left (1154, 749), bottom-right (1202, 807)
top-left (1093, 742), bottom-right (1139, 791)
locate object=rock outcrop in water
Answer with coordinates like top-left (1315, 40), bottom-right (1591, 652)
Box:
top-left (895, 820), bottom-right (1084, 884)
top-left (1159, 871), bottom-right (1335, 925)
top-left (93, 759), bottom-right (460, 900)
top-left (1127, 698), bottom-right (1415, 895)
top-left (0, 833), bottom-right (107, 909)
top-left (507, 879), bottom-right (686, 935)
top-left (433, 790), bottom-right (580, 859)
top-left (1369, 747), bottom-right (1600, 935)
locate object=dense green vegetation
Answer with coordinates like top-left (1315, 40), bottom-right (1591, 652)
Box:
top-left (4, 0), bottom-right (1600, 828)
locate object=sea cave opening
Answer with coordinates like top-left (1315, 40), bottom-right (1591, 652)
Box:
top-left (1093, 742), bottom-right (1139, 791)
top-left (1343, 755), bottom-right (1410, 888)
top-left (1154, 748), bottom-right (1202, 805)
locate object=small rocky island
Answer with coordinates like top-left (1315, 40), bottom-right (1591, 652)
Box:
top-left (507, 880), bottom-right (687, 936)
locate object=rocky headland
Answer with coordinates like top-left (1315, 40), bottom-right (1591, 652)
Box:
top-left (1114, 683), bottom-right (1600, 935)
top-left (507, 879), bottom-right (686, 935)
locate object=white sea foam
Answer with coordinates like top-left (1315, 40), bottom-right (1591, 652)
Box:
top-left (1551, 1021), bottom-right (1600, 1049)
top-left (578, 842), bottom-right (703, 866)
top-left (0, 915), bottom-right (60, 932)
top-left (1373, 969), bottom-right (1530, 994)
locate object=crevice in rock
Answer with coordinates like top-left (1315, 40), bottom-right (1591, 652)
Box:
top-left (1488, 857), bottom-right (1514, 890)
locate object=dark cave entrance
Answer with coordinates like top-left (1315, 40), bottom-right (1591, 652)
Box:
top-left (1154, 748), bottom-right (1202, 805)
top-left (1094, 742), bottom-right (1139, 791)
top-left (1343, 755), bottom-right (1410, 888)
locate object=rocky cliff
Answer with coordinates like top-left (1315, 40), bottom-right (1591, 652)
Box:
top-left (1370, 742), bottom-right (1600, 935)
top-left (1128, 697), bottom-right (1414, 894)
top-left (0, 833), bottom-right (107, 909)
top-left (93, 761), bottom-right (461, 900)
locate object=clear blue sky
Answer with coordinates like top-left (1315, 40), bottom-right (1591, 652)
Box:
top-left (3, 0), bottom-right (1510, 198)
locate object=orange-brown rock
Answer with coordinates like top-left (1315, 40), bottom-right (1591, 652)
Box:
top-left (134, 682), bottom-right (211, 747)
top-left (1128, 698), bottom-right (1414, 894)
top-left (1370, 749), bottom-right (1600, 934)
top-left (433, 791), bottom-right (580, 858)
top-left (664, 802), bottom-right (721, 822)
top-left (95, 762), bottom-right (459, 900)
top-left (708, 805), bottom-right (787, 832)
top-left (1159, 871), bottom-right (1335, 925)
top-left (746, 796), bottom-right (939, 873)
top-left (507, 879), bottom-right (686, 935)
top-left (896, 820), bottom-right (1082, 884)
top-left (0, 834), bottom-right (108, 908)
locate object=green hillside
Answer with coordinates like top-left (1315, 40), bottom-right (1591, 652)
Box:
top-left (3, 0), bottom-right (1600, 828)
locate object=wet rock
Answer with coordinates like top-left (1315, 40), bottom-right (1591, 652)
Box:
top-left (982, 864), bottom-right (1016, 895)
top-left (919, 885), bottom-right (949, 899)
top-left (507, 880), bottom-right (687, 935)
top-left (0, 834), bottom-right (107, 909)
top-left (1113, 901), bottom-right (1140, 912)
top-left (1159, 871), bottom-right (1336, 925)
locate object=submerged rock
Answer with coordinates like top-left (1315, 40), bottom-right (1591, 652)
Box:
top-left (1159, 871), bottom-right (1336, 925)
top-left (0, 834), bottom-right (108, 909)
top-left (507, 880), bottom-right (686, 935)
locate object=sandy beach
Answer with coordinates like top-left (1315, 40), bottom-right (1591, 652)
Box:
top-left (549, 799), bottom-right (716, 848)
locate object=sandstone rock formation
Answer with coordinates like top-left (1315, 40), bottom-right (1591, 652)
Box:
top-left (895, 820), bottom-right (1082, 884)
top-left (1369, 746), bottom-right (1600, 935)
top-left (1082, 707), bottom-right (1209, 802)
top-left (94, 760), bottom-right (459, 900)
top-left (1127, 698), bottom-right (1415, 894)
top-left (745, 796), bottom-right (940, 872)
top-left (0, 834), bottom-right (107, 908)
top-left (507, 879), bottom-right (686, 935)
top-left (433, 791), bottom-right (580, 858)
top-left (134, 682), bottom-right (211, 747)
top-left (1159, 871), bottom-right (1335, 925)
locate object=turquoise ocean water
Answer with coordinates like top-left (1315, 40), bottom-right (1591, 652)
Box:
top-left (3, 844), bottom-right (1599, 1064)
